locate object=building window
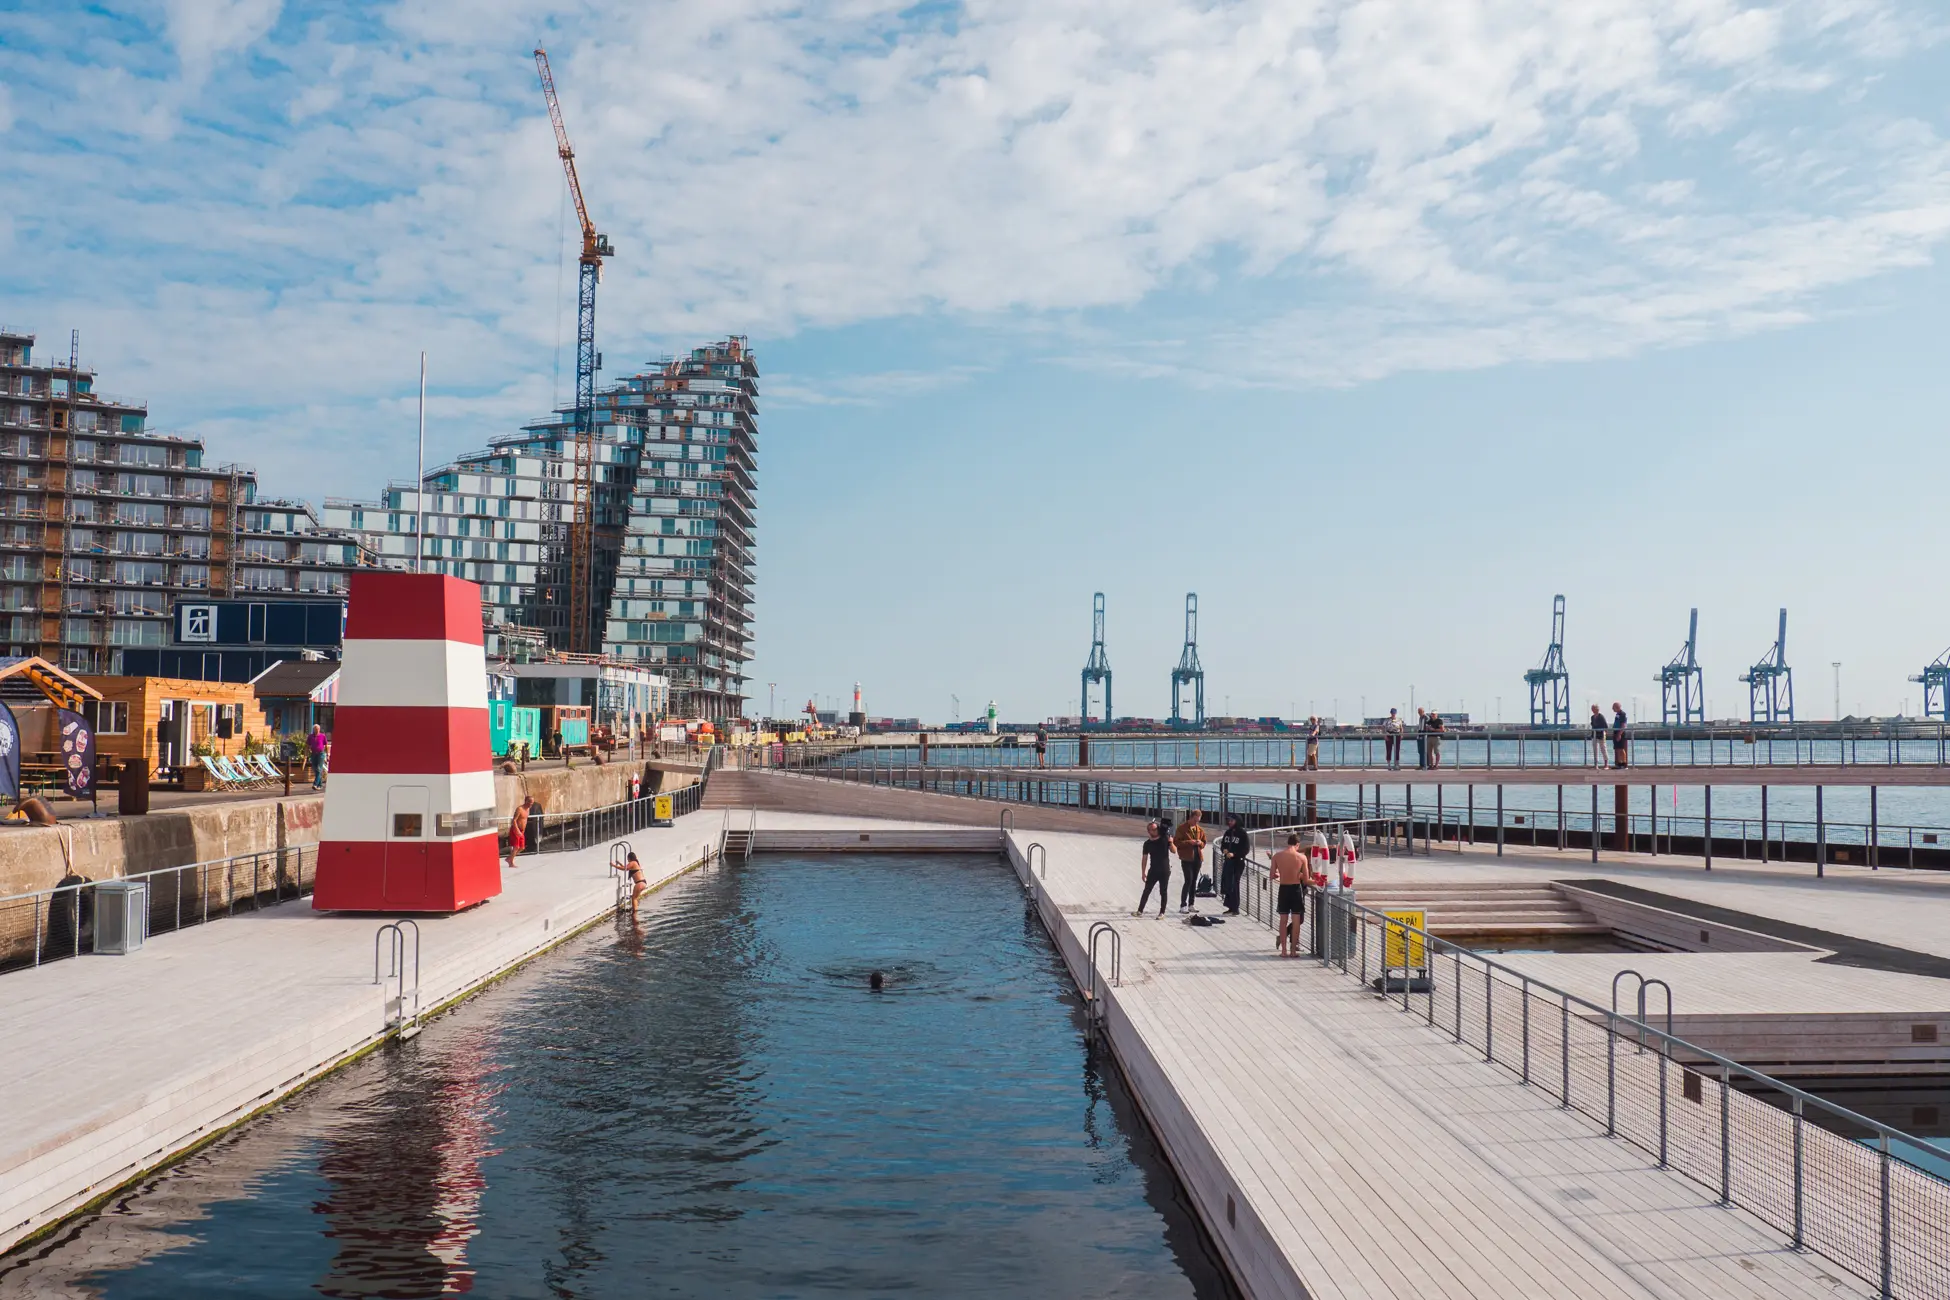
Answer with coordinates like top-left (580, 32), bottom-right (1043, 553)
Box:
top-left (96, 701), bottom-right (131, 734)
top-left (240, 568), bottom-right (287, 591)
top-left (116, 472), bottom-right (168, 497)
top-left (178, 564), bottom-right (210, 588)
top-left (110, 560), bottom-right (167, 584)
top-left (110, 618), bottom-right (167, 646)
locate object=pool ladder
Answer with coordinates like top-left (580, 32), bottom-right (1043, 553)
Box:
top-left (374, 920), bottom-right (422, 1041)
top-left (719, 809), bottom-right (757, 862)
top-left (1083, 922), bottom-right (1122, 1035)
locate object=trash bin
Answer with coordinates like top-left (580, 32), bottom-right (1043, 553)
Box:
top-left (94, 879), bottom-right (149, 955)
top-left (118, 757), bottom-right (151, 816)
top-left (1312, 889), bottom-right (1356, 962)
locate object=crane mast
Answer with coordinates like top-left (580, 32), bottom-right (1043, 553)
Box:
top-left (535, 47), bottom-right (613, 653)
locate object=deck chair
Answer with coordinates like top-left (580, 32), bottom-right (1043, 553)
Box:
top-left (214, 756), bottom-right (259, 787)
top-left (251, 754), bottom-right (282, 782)
top-left (200, 755), bottom-right (241, 789)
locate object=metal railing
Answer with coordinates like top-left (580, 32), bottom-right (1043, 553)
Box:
top-left (1230, 841), bottom-right (1950, 1300)
top-left (753, 725), bottom-right (1950, 772)
top-left (0, 843), bottom-right (320, 974)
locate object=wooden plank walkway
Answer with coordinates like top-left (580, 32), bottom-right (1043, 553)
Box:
top-left (920, 763), bottom-right (1950, 787)
top-left (1008, 830), bottom-right (1862, 1300)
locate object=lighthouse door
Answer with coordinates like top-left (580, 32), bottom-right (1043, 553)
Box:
top-left (384, 785), bottom-right (431, 907)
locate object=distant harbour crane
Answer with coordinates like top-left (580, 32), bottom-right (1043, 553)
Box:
top-left (534, 47), bottom-right (615, 653)
top-left (1079, 592), bottom-right (1113, 725)
top-left (1169, 593), bottom-right (1205, 729)
top-left (1523, 595), bottom-right (1570, 727)
top-left (1657, 608), bottom-right (1704, 725)
top-left (1910, 647), bottom-right (1950, 720)
top-left (1739, 608), bottom-right (1795, 723)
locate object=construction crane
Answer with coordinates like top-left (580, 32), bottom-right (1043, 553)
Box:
top-left (535, 47), bottom-right (614, 653)
top-left (1080, 592), bottom-right (1113, 725)
top-left (1657, 608), bottom-right (1704, 725)
top-left (1523, 594), bottom-right (1570, 727)
top-left (1739, 608), bottom-right (1795, 723)
top-left (1910, 646), bottom-right (1950, 719)
top-left (1169, 592), bottom-right (1204, 729)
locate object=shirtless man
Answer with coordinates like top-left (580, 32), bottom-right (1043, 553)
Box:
top-left (505, 795), bottom-right (534, 871)
top-left (1270, 833), bottom-right (1309, 957)
top-left (614, 849), bottom-right (648, 913)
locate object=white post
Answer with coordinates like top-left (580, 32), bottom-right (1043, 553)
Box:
top-left (416, 350), bottom-right (427, 575)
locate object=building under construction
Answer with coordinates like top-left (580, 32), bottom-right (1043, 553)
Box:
top-left (320, 338), bottom-right (759, 720)
top-left (0, 327), bottom-right (376, 673)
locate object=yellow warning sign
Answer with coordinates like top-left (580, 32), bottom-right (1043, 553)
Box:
top-left (652, 793), bottom-right (673, 822)
top-left (1383, 909), bottom-right (1427, 971)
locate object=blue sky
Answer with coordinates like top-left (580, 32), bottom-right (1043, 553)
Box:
top-left (3, 0), bottom-right (1948, 722)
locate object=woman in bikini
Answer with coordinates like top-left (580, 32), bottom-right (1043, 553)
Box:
top-left (614, 850), bottom-right (648, 913)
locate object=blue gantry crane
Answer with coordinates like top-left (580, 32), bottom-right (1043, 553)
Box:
top-left (1910, 646), bottom-right (1950, 719)
top-left (1169, 593), bottom-right (1204, 729)
top-left (1739, 608), bottom-right (1795, 722)
top-left (1524, 595), bottom-right (1570, 727)
top-left (1658, 608), bottom-right (1704, 725)
top-left (1080, 592), bottom-right (1113, 724)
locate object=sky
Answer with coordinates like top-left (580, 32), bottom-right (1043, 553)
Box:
top-left (3, 0), bottom-right (1949, 723)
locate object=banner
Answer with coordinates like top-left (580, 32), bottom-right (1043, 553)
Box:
top-left (0, 699), bottom-right (18, 801)
top-left (56, 708), bottom-right (95, 799)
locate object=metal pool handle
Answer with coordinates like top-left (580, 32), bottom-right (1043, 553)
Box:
top-left (610, 841), bottom-right (635, 905)
top-left (999, 807), bottom-right (1014, 834)
top-left (373, 919), bottom-right (422, 1038)
top-left (1026, 842), bottom-right (1047, 880)
top-left (1086, 922), bottom-right (1122, 1034)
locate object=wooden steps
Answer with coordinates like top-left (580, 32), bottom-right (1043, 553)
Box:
top-left (1354, 881), bottom-right (1602, 934)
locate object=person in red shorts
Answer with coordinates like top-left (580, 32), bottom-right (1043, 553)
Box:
top-left (505, 795), bottom-right (534, 871)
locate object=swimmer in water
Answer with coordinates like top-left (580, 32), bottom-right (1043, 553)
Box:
top-left (869, 970), bottom-right (885, 991)
top-left (612, 850), bottom-right (647, 913)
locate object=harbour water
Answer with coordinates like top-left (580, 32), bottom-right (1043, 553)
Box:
top-left (2, 855), bottom-right (1232, 1298)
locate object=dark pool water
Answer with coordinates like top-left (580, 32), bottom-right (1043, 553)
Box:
top-left (3, 854), bottom-right (1233, 1299)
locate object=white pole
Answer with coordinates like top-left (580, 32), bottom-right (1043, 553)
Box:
top-left (416, 351), bottom-right (427, 575)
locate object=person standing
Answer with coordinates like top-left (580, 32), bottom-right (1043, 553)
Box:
top-left (1611, 702), bottom-right (1630, 769)
top-left (1415, 708), bottom-right (1430, 770)
top-left (505, 795), bottom-right (534, 872)
top-left (1270, 833), bottom-right (1308, 957)
top-left (1427, 712), bottom-right (1445, 771)
top-left (1217, 813), bottom-right (1249, 915)
top-left (1173, 809), bottom-right (1208, 913)
top-left (1304, 716), bottom-right (1321, 771)
top-left (307, 724), bottom-right (328, 790)
top-left (1589, 705), bottom-right (1609, 768)
top-left (1034, 726), bottom-right (1048, 768)
top-left (1136, 821), bottom-right (1173, 916)
top-left (1382, 708), bottom-right (1403, 770)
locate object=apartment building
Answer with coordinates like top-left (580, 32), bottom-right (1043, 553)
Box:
top-left (0, 327), bottom-right (375, 673)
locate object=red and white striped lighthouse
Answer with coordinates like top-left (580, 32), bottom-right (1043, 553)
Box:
top-left (312, 571), bottom-right (502, 912)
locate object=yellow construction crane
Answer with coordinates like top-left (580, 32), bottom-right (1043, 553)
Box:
top-left (534, 47), bottom-right (612, 653)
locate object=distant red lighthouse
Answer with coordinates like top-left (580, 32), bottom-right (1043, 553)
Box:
top-left (312, 572), bottom-right (502, 912)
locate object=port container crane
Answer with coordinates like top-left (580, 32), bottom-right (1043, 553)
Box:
top-left (1169, 593), bottom-right (1204, 729)
top-left (1080, 592), bottom-right (1112, 725)
top-left (1910, 646), bottom-right (1950, 720)
top-left (1739, 608), bottom-right (1795, 722)
top-left (1657, 608), bottom-right (1704, 724)
top-left (535, 47), bottom-right (614, 653)
top-left (1523, 595), bottom-right (1569, 727)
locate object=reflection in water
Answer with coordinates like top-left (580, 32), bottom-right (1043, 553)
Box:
top-left (311, 1028), bottom-right (503, 1298)
top-left (12, 855), bottom-right (1233, 1299)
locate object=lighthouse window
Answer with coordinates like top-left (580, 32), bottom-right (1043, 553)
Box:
top-left (392, 813), bottom-right (424, 838)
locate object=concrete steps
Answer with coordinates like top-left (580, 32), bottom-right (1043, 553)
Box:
top-left (1354, 882), bottom-right (1601, 933)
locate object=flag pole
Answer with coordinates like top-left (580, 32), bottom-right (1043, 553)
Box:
top-left (416, 351), bottom-right (427, 575)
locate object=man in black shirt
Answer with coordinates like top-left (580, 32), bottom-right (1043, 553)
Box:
top-left (1611, 702), bottom-right (1630, 769)
top-left (1136, 821), bottom-right (1173, 916)
top-left (1217, 813), bottom-right (1250, 915)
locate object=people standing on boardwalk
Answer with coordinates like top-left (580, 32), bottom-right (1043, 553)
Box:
top-left (613, 848), bottom-right (648, 913)
top-left (1427, 712), bottom-right (1445, 770)
top-left (1136, 820), bottom-right (1174, 916)
top-left (505, 795), bottom-right (534, 871)
top-left (1382, 709), bottom-right (1404, 769)
top-left (1611, 702), bottom-right (1630, 769)
top-left (307, 724), bottom-right (328, 790)
top-left (1270, 834), bottom-right (1308, 957)
top-left (1589, 705), bottom-right (1609, 767)
top-left (1173, 809), bottom-right (1208, 912)
top-left (1218, 813), bottom-right (1250, 915)
top-left (1304, 716), bottom-right (1321, 770)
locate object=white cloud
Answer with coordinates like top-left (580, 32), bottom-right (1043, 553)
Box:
top-left (0, 0), bottom-right (1947, 495)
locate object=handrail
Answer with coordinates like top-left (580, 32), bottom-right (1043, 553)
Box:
top-left (1026, 842), bottom-right (1047, 879)
top-left (373, 919), bottom-right (421, 1036)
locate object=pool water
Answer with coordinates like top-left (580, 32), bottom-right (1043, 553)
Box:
top-left (2, 854), bottom-right (1234, 1299)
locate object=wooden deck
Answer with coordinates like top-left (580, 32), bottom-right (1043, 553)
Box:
top-left (1008, 829), bottom-right (1880, 1299)
top-left (913, 762), bottom-right (1950, 787)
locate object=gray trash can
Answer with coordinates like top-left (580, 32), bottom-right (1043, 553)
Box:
top-left (93, 879), bottom-right (149, 955)
top-left (1312, 888), bottom-right (1355, 962)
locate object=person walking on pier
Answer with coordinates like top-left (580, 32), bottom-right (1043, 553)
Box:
top-left (307, 724), bottom-right (328, 790)
top-left (1271, 833), bottom-right (1308, 956)
top-left (1589, 705), bottom-right (1609, 768)
top-left (1136, 821), bottom-right (1173, 916)
top-left (1611, 702), bottom-right (1630, 769)
top-left (1304, 717), bottom-right (1321, 770)
top-left (1382, 709), bottom-right (1404, 769)
top-left (1218, 813), bottom-right (1250, 915)
top-left (1173, 809), bottom-right (1208, 912)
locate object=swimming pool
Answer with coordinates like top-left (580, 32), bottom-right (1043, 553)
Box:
top-left (3, 853), bottom-right (1234, 1298)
